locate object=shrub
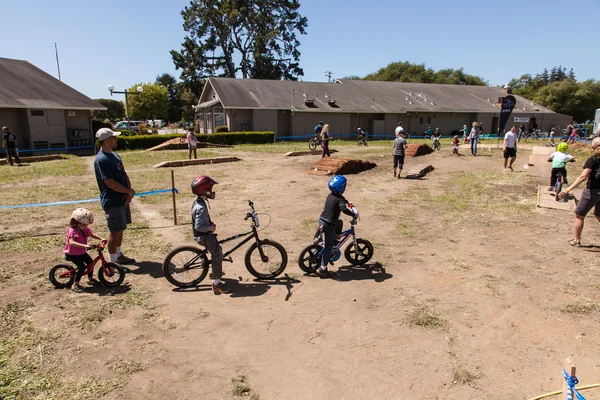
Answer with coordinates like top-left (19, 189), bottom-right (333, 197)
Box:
top-left (215, 125), bottom-right (229, 133)
top-left (105, 131), bottom-right (275, 150)
top-left (92, 119), bottom-right (112, 134)
top-left (584, 124), bottom-right (595, 135)
top-left (138, 123), bottom-right (149, 135)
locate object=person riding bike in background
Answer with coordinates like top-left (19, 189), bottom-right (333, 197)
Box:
top-left (315, 175), bottom-right (357, 279)
top-left (432, 128), bottom-right (441, 150)
top-left (548, 142), bottom-right (575, 191)
top-left (314, 121), bottom-right (324, 141)
top-left (191, 175), bottom-right (230, 294)
top-left (357, 128), bottom-right (367, 145)
top-left (424, 127), bottom-right (433, 138)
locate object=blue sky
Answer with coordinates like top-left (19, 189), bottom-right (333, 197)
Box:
top-left (1, 0), bottom-right (598, 100)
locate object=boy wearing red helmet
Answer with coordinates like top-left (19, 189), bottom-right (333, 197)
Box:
top-left (191, 175), bottom-right (230, 294)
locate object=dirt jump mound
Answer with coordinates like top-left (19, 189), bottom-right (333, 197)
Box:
top-left (308, 157), bottom-right (377, 176)
top-left (405, 143), bottom-right (434, 157)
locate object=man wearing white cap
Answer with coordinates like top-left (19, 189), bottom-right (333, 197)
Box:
top-left (93, 128), bottom-right (136, 266)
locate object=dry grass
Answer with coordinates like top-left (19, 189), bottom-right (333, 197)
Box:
top-left (231, 374), bottom-right (260, 399)
top-left (406, 303), bottom-right (449, 331)
top-left (452, 365), bottom-right (480, 385)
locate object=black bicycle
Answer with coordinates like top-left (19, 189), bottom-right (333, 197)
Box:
top-left (162, 201), bottom-right (288, 288)
top-left (309, 135), bottom-right (322, 151)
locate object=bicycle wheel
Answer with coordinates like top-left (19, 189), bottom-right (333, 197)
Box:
top-left (298, 244), bottom-right (322, 273)
top-left (344, 238), bottom-right (374, 265)
top-left (163, 246), bottom-right (209, 288)
top-left (49, 264), bottom-right (75, 288)
top-left (244, 239), bottom-right (288, 279)
top-left (309, 139), bottom-right (318, 151)
top-left (98, 262), bottom-right (126, 287)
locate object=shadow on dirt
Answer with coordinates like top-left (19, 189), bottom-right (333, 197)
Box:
top-left (303, 262), bottom-right (392, 282)
top-left (127, 261), bottom-right (164, 279)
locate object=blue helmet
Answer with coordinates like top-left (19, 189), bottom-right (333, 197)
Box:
top-left (328, 175), bottom-right (347, 194)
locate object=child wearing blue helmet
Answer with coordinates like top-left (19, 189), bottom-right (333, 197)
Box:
top-left (316, 175), bottom-right (357, 278)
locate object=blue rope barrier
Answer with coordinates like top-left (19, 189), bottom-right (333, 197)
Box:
top-left (563, 369), bottom-right (586, 400)
top-left (2, 145), bottom-right (96, 155)
top-left (0, 188), bottom-right (179, 209)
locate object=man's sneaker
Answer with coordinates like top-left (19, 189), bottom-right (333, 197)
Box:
top-left (503, 168), bottom-right (508, 172)
top-left (212, 281), bottom-right (231, 294)
top-left (117, 254), bottom-right (136, 265)
top-left (316, 268), bottom-right (332, 279)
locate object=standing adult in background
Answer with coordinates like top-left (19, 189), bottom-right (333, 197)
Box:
top-left (566, 121), bottom-right (575, 140)
top-left (393, 131), bottom-right (408, 178)
top-left (94, 128), bottom-right (136, 267)
top-left (314, 121), bottom-right (324, 140)
top-left (479, 122), bottom-right (484, 135)
top-left (469, 122), bottom-right (480, 156)
top-left (503, 125), bottom-right (518, 172)
top-left (518, 123), bottom-right (526, 142)
top-left (560, 137), bottom-right (600, 247)
top-left (321, 124), bottom-right (331, 157)
top-left (2, 126), bottom-right (21, 166)
top-left (187, 128), bottom-right (198, 159)
top-left (395, 122), bottom-right (405, 139)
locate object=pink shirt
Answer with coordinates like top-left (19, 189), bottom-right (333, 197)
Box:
top-left (64, 227), bottom-right (93, 255)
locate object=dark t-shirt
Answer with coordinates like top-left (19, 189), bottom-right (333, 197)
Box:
top-left (583, 154), bottom-right (600, 190)
top-left (314, 125), bottom-right (323, 134)
top-left (319, 193), bottom-right (354, 225)
top-left (3, 132), bottom-right (16, 148)
top-left (393, 137), bottom-right (407, 156)
top-left (94, 150), bottom-right (130, 209)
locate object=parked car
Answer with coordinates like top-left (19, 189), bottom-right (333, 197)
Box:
top-left (146, 119), bottom-right (165, 128)
top-left (114, 121), bottom-right (143, 132)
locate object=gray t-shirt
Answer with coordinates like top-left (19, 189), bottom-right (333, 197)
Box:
top-left (393, 137), bottom-right (407, 156)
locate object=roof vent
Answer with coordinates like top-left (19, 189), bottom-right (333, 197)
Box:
top-left (304, 99), bottom-right (315, 106)
top-left (327, 99), bottom-right (337, 106)
top-left (409, 100), bottom-right (413, 105)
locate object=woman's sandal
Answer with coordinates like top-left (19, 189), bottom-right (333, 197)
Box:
top-left (568, 239), bottom-right (581, 247)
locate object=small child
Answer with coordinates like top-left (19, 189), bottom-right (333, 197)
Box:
top-left (316, 175), bottom-right (357, 279)
top-left (191, 175), bottom-right (230, 294)
top-left (547, 127), bottom-right (556, 147)
top-left (186, 128), bottom-right (198, 160)
top-left (452, 135), bottom-right (460, 155)
top-left (64, 208), bottom-right (105, 292)
top-left (547, 142), bottom-right (576, 191)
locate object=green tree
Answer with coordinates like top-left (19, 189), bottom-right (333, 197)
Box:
top-left (92, 98), bottom-right (124, 121)
top-left (126, 83), bottom-right (169, 121)
top-left (170, 0), bottom-right (308, 87)
top-left (155, 73), bottom-right (182, 122)
top-left (533, 80), bottom-right (600, 121)
top-left (362, 61), bottom-right (486, 85)
top-left (179, 87), bottom-right (198, 122)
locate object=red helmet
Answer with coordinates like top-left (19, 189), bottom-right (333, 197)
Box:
top-left (191, 175), bottom-right (217, 197)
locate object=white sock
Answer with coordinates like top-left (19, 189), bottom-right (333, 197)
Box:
top-left (109, 253), bottom-right (119, 263)
top-left (319, 265), bottom-right (327, 271)
top-left (213, 279), bottom-right (220, 285)
top-left (116, 247), bottom-right (122, 257)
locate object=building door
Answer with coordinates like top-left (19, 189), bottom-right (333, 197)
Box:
top-left (491, 117), bottom-right (499, 136)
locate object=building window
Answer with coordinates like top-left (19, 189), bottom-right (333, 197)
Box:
top-left (30, 109), bottom-right (44, 116)
top-left (419, 116), bottom-right (424, 124)
top-left (427, 116), bottom-right (432, 124)
top-left (213, 107), bottom-right (225, 129)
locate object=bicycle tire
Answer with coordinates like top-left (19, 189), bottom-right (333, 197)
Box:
top-left (49, 264), bottom-right (75, 288)
top-left (98, 262), bottom-right (126, 287)
top-left (309, 139), bottom-right (318, 151)
top-left (344, 238), bottom-right (374, 265)
top-left (298, 244), bottom-right (322, 273)
top-left (163, 246), bottom-right (209, 288)
top-left (244, 239), bottom-right (288, 279)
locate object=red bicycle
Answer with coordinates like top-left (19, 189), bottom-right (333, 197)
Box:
top-left (49, 241), bottom-right (126, 288)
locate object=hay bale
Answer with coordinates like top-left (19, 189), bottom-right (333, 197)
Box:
top-left (405, 143), bottom-right (434, 157)
top-left (308, 157), bottom-right (377, 176)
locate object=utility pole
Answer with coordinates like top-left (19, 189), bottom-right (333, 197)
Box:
top-left (55, 43), bottom-right (61, 81)
top-left (325, 71), bottom-right (333, 83)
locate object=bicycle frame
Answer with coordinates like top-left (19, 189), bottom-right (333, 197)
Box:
top-left (60, 248), bottom-right (107, 279)
top-left (316, 221), bottom-right (357, 256)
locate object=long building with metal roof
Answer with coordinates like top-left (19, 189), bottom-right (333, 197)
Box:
top-left (195, 77), bottom-right (571, 138)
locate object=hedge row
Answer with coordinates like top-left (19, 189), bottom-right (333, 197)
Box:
top-left (108, 131), bottom-right (275, 150)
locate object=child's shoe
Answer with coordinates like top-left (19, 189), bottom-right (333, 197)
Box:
top-left (87, 277), bottom-right (100, 285)
top-left (212, 281), bottom-right (231, 294)
top-left (71, 284), bottom-right (84, 293)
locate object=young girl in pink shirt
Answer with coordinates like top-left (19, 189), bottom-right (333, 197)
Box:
top-left (64, 208), bottom-right (105, 292)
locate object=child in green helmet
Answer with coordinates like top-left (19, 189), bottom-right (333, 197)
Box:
top-left (548, 142), bottom-right (576, 191)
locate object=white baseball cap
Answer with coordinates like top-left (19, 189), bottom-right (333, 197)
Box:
top-left (96, 128), bottom-right (121, 141)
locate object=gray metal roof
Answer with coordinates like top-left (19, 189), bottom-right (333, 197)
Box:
top-left (205, 77), bottom-right (556, 114)
top-left (0, 58), bottom-right (105, 110)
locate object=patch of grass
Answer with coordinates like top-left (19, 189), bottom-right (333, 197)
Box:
top-left (231, 375), bottom-right (260, 399)
top-left (452, 365), bottom-right (480, 385)
top-left (406, 304), bottom-right (449, 331)
top-left (396, 221), bottom-right (415, 236)
top-left (107, 356), bottom-right (146, 375)
top-left (562, 302), bottom-right (597, 315)
top-left (0, 156), bottom-right (89, 184)
top-left (119, 149), bottom-right (219, 168)
top-left (0, 235), bottom-right (63, 254)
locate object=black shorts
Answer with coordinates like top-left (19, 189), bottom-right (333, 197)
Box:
top-left (504, 147), bottom-right (516, 158)
top-left (574, 189), bottom-right (600, 217)
top-left (104, 205), bottom-right (132, 233)
top-left (394, 155), bottom-right (405, 168)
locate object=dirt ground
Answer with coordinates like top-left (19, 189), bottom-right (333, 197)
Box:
top-left (1, 140), bottom-right (600, 400)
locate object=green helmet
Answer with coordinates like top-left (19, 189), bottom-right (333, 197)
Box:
top-left (557, 142), bottom-right (569, 153)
